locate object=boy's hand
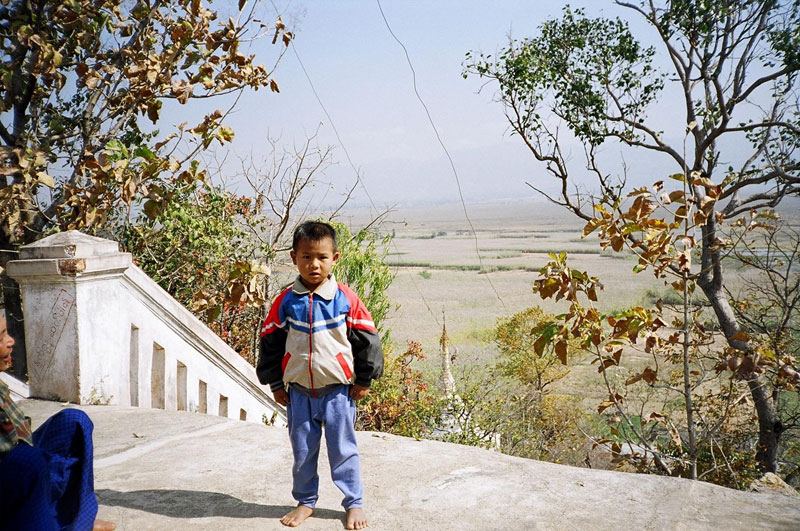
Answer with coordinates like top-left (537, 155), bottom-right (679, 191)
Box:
top-left (273, 388), bottom-right (290, 406)
top-left (349, 384), bottom-right (370, 401)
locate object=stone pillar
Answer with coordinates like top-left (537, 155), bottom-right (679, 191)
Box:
top-left (7, 231), bottom-right (131, 404)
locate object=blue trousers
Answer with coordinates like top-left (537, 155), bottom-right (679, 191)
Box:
top-left (287, 385), bottom-right (363, 510)
top-left (0, 409), bottom-right (98, 531)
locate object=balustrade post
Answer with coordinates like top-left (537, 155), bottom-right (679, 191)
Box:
top-left (7, 231), bottom-right (132, 404)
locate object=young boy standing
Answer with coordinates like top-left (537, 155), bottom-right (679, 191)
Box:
top-left (257, 221), bottom-right (384, 529)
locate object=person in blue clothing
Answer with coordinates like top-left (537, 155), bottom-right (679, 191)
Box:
top-left (0, 312), bottom-right (115, 531)
top-left (257, 221), bottom-right (384, 529)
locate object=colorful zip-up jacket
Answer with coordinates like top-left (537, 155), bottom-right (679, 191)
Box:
top-left (257, 274), bottom-right (384, 395)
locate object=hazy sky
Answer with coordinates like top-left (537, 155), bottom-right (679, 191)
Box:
top-left (207, 1), bottom-right (696, 211)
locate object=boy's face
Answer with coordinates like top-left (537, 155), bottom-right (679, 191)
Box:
top-left (0, 316), bottom-right (15, 372)
top-left (291, 237), bottom-right (339, 292)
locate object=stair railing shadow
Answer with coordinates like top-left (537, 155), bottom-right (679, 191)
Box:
top-left (95, 489), bottom-right (342, 521)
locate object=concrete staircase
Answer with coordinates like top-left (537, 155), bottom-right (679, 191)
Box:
top-left (7, 231), bottom-right (284, 425)
top-left (21, 399), bottom-right (800, 531)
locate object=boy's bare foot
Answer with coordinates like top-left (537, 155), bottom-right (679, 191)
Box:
top-left (345, 507), bottom-right (368, 530)
top-left (92, 520), bottom-right (116, 531)
top-left (281, 505), bottom-right (313, 527)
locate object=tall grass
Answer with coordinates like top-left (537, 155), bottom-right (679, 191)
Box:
top-left (387, 261), bottom-right (541, 273)
top-left (641, 287), bottom-right (710, 307)
top-left (496, 233), bottom-right (551, 239)
top-left (479, 247), bottom-right (602, 255)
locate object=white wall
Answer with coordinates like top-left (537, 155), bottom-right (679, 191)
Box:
top-left (8, 231), bottom-right (286, 427)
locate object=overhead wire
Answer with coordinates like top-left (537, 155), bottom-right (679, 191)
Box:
top-left (277, 7), bottom-right (441, 326)
top-left (374, 0), bottom-right (508, 312)
top-left (289, 43), bottom-right (380, 221)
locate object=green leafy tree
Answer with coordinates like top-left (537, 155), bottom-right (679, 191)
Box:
top-left (494, 307), bottom-right (570, 388)
top-left (437, 308), bottom-right (584, 463)
top-left (331, 221), bottom-right (395, 346)
top-left (466, 0), bottom-right (799, 475)
top-left (0, 0), bottom-right (292, 376)
top-left (493, 308), bottom-right (582, 460)
top-left (121, 183), bottom-right (269, 363)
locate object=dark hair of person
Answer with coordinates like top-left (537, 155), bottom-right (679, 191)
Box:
top-left (292, 221), bottom-right (338, 252)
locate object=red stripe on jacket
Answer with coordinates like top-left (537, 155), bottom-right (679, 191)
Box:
top-left (261, 288), bottom-right (290, 337)
top-left (338, 283), bottom-right (377, 332)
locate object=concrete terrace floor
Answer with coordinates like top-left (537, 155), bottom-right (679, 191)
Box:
top-left (21, 399), bottom-right (800, 531)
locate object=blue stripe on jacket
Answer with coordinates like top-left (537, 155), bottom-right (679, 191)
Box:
top-left (286, 314), bottom-right (347, 334)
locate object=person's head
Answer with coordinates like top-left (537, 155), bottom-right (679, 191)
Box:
top-left (292, 221), bottom-right (338, 254)
top-left (291, 221), bottom-right (340, 291)
top-left (0, 312), bottom-right (15, 372)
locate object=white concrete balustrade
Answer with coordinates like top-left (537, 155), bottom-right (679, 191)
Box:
top-left (7, 231), bottom-right (285, 426)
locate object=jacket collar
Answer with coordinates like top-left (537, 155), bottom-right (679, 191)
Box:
top-left (292, 273), bottom-right (338, 300)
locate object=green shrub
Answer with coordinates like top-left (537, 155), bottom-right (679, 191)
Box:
top-left (330, 221), bottom-right (394, 346)
top-left (356, 342), bottom-right (440, 439)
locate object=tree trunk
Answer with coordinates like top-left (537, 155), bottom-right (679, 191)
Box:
top-left (699, 267), bottom-right (780, 473)
top-left (747, 375), bottom-right (781, 473)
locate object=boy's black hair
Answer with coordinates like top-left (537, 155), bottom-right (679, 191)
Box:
top-left (293, 220), bottom-right (338, 252)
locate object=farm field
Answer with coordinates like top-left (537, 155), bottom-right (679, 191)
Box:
top-left (380, 200), bottom-right (657, 337)
top-left (345, 196), bottom-right (797, 410)
top-left (362, 199), bottom-right (662, 405)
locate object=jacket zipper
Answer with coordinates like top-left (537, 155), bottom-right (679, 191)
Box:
top-left (307, 292), bottom-right (316, 397)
